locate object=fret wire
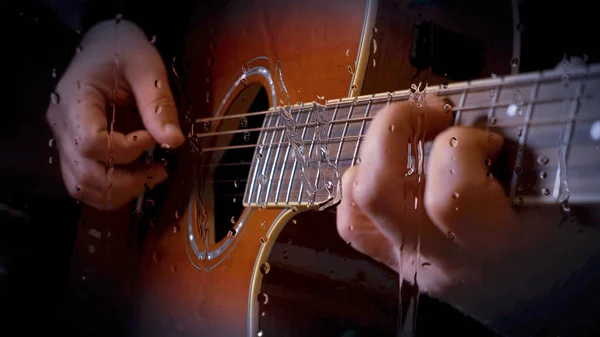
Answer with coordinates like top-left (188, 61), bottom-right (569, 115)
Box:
top-left (245, 109), bottom-right (276, 205)
top-left (253, 108), bottom-right (281, 205)
top-left (454, 86), bottom-right (469, 126)
top-left (264, 109), bottom-right (287, 206)
top-left (486, 85), bottom-right (501, 125)
top-left (552, 74), bottom-right (586, 199)
top-left (351, 98), bottom-right (375, 166)
top-left (274, 129), bottom-right (293, 205)
top-left (284, 105), bottom-right (313, 205)
top-left (312, 102), bottom-right (341, 191)
top-left (297, 105), bottom-right (319, 203)
top-left (509, 76), bottom-right (540, 199)
top-left (335, 100), bottom-right (357, 167)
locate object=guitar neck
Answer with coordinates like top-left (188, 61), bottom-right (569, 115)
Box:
top-left (241, 63), bottom-right (600, 209)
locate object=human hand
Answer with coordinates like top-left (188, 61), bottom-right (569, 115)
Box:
top-left (46, 20), bottom-right (185, 210)
top-left (336, 99), bottom-right (600, 326)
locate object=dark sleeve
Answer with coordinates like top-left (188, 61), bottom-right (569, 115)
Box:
top-left (80, 0), bottom-right (194, 62)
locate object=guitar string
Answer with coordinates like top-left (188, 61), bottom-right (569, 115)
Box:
top-left (194, 113), bottom-right (596, 154)
top-left (190, 94), bottom-right (592, 143)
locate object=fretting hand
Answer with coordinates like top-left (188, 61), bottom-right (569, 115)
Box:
top-left (336, 99), bottom-right (600, 328)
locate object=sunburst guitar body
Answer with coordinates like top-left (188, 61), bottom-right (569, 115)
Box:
top-left (67, 1), bottom-right (600, 337)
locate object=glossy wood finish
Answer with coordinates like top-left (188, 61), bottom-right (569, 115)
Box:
top-left (135, 1), bottom-right (369, 336)
top-left (68, 1), bottom-right (524, 336)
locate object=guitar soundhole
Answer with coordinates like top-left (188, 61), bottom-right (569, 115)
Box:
top-left (211, 85), bottom-right (269, 242)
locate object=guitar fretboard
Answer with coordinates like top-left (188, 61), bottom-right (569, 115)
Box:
top-left (242, 63), bottom-right (600, 208)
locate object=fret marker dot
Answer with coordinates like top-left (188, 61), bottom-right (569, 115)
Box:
top-left (506, 104), bottom-right (518, 117)
top-left (590, 120), bottom-right (600, 141)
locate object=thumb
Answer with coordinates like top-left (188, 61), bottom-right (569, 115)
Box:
top-left (124, 48), bottom-right (185, 148)
top-left (425, 127), bottom-right (515, 257)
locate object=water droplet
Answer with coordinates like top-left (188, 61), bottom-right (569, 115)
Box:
top-left (256, 151), bottom-right (263, 160)
top-left (155, 105), bottom-right (163, 115)
top-left (153, 251), bottom-right (161, 262)
top-left (240, 116), bottom-right (248, 128)
top-left (490, 117), bottom-right (497, 125)
top-left (515, 166), bottom-right (523, 175)
top-left (260, 221), bottom-right (266, 229)
top-left (443, 103), bottom-right (452, 113)
top-left (506, 104), bottom-right (518, 117)
top-left (542, 188), bottom-right (550, 196)
top-left (517, 184), bottom-right (524, 192)
top-left (589, 120), bottom-right (600, 141)
top-left (517, 126), bottom-right (523, 137)
top-left (76, 45), bottom-right (83, 53)
top-left (345, 49), bottom-right (350, 57)
top-left (510, 58), bottom-right (519, 67)
top-left (51, 68), bottom-right (57, 78)
top-left (517, 22), bottom-right (525, 31)
top-left (244, 131), bottom-right (251, 142)
top-left (446, 231), bottom-right (456, 240)
top-left (442, 82), bottom-right (448, 89)
top-left (48, 156), bottom-right (53, 164)
top-left (150, 35), bottom-right (156, 44)
top-left (170, 265), bottom-right (177, 272)
top-left (347, 65), bottom-right (354, 74)
top-left (160, 143), bottom-right (171, 150)
top-left (449, 137), bottom-right (458, 147)
top-left (172, 224), bottom-right (180, 233)
top-left (372, 59), bottom-right (376, 67)
top-left (485, 158), bottom-right (492, 166)
top-left (517, 197), bottom-right (524, 206)
top-left (421, 262), bottom-right (432, 269)
top-left (257, 293), bottom-right (269, 305)
top-left (257, 330), bottom-right (264, 337)
top-left (489, 89), bottom-right (495, 97)
top-left (317, 95), bottom-right (325, 100)
top-left (350, 202), bottom-right (356, 207)
top-left (537, 155), bottom-right (549, 165)
top-left (50, 92), bottom-right (60, 104)
top-left (175, 210), bottom-right (181, 219)
top-left (389, 124), bottom-right (395, 132)
top-left (155, 79), bottom-right (162, 89)
top-left (292, 206), bottom-right (298, 212)
top-left (452, 192), bottom-right (460, 199)
top-left (450, 168), bottom-right (455, 175)
top-left (74, 137), bottom-right (82, 146)
top-left (351, 84), bottom-right (358, 91)
top-left (233, 179), bottom-right (239, 188)
top-left (491, 73), bottom-right (497, 79)
top-left (115, 13), bottom-right (123, 23)
top-left (258, 174), bottom-right (267, 185)
top-left (260, 262), bottom-right (270, 275)
top-left (206, 92), bottom-right (210, 103)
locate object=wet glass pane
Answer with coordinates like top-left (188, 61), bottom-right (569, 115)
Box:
top-left (1, 0), bottom-right (600, 336)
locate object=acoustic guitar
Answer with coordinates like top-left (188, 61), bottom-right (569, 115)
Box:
top-left (67, 0), bottom-right (600, 336)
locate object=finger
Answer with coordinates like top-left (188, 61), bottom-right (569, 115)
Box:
top-left (425, 126), bottom-right (514, 257)
top-left (337, 166), bottom-right (399, 268)
top-left (123, 48), bottom-right (185, 149)
top-left (59, 155), bottom-right (108, 210)
top-left (352, 101), bottom-right (452, 241)
top-left (69, 84), bottom-right (156, 165)
top-left (339, 166), bottom-right (465, 293)
top-left (64, 153), bottom-right (168, 210)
